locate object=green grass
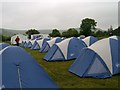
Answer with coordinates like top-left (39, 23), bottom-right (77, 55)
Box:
top-left (24, 48), bottom-right (120, 88)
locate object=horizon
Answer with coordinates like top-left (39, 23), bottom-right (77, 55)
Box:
top-left (0, 0), bottom-right (119, 30)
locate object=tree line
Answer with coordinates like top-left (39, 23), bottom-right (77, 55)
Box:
top-left (1, 18), bottom-right (120, 42)
top-left (48, 18), bottom-right (120, 38)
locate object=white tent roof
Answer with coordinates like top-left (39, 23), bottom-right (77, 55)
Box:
top-left (37, 39), bottom-right (44, 48)
top-left (88, 38), bottom-right (112, 74)
top-left (88, 36), bottom-right (118, 74)
top-left (47, 37), bottom-right (59, 47)
top-left (82, 36), bottom-right (91, 46)
top-left (109, 36), bottom-right (118, 40)
top-left (56, 37), bottom-right (73, 59)
top-left (29, 39), bottom-right (36, 45)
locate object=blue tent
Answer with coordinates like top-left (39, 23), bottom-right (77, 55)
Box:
top-left (43, 37), bottom-right (86, 61)
top-left (21, 38), bottom-right (41, 47)
top-left (31, 38), bottom-right (50, 50)
top-left (20, 40), bottom-right (28, 47)
top-left (0, 46), bottom-right (58, 88)
top-left (0, 43), bottom-right (10, 50)
top-left (39, 37), bottom-right (63, 53)
top-left (22, 40), bottom-right (29, 48)
top-left (82, 36), bottom-right (98, 46)
top-left (25, 39), bottom-right (36, 48)
top-left (20, 41), bottom-right (25, 47)
top-left (69, 36), bottom-right (120, 78)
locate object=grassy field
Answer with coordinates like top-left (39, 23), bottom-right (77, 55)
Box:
top-left (24, 48), bottom-right (120, 88)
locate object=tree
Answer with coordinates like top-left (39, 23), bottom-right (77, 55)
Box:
top-left (111, 26), bottom-right (120, 36)
top-left (67, 28), bottom-right (79, 37)
top-left (61, 28), bottom-right (79, 38)
top-left (1, 35), bottom-right (11, 42)
top-left (26, 29), bottom-right (40, 39)
top-left (62, 31), bottom-right (69, 38)
top-left (49, 29), bottom-right (61, 37)
top-left (80, 18), bottom-right (97, 36)
top-left (108, 25), bottom-right (113, 36)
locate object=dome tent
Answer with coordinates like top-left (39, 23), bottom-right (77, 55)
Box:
top-left (23, 40), bottom-right (29, 48)
top-left (11, 34), bottom-right (28, 44)
top-left (0, 43), bottom-right (10, 50)
top-left (69, 36), bottom-right (120, 78)
top-left (43, 37), bottom-right (86, 61)
top-left (25, 39), bottom-right (36, 48)
top-left (20, 39), bottom-right (29, 47)
top-left (82, 36), bottom-right (98, 46)
top-left (31, 38), bottom-right (50, 50)
top-left (0, 46), bottom-right (58, 88)
top-left (20, 40), bottom-right (26, 47)
top-left (39, 37), bottom-right (63, 53)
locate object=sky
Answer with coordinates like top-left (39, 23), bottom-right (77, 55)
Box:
top-left (0, 0), bottom-right (119, 30)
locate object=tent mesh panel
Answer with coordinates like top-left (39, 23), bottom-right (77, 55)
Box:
top-left (51, 49), bottom-right (64, 60)
top-left (87, 56), bottom-right (108, 74)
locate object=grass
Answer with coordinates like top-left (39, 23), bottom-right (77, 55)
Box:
top-left (24, 48), bottom-right (120, 88)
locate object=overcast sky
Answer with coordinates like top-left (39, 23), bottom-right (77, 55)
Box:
top-left (0, 0), bottom-right (119, 30)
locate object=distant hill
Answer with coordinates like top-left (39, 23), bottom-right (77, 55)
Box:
top-left (0, 28), bottom-right (26, 36)
top-left (0, 27), bottom-right (105, 37)
top-left (0, 28), bottom-right (67, 37)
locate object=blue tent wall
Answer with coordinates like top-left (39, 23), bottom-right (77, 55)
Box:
top-left (38, 38), bottom-right (51, 52)
top-left (84, 53), bottom-right (111, 78)
top-left (110, 37), bottom-right (120, 74)
top-left (39, 42), bottom-right (50, 52)
top-left (69, 36), bottom-right (120, 78)
top-left (119, 37), bottom-right (120, 73)
top-left (44, 37), bottom-right (86, 61)
top-left (67, 38), bottom-right (86, 60)
top-left (31, 41), bottom-right (37, 49)
top-left (32, 38), bottom-right (50, 50)
top-left (32, 43), bottom-right (40, 50)
top-left (0, 43), bottom-right (10, 50)
top-left (0, 46), bottom-right (58, 88)
top-left (30, 41), bottom-right (41, 50)
top-left (23, 42), bottom-right (28, 48)
top-left (43, 45), bottom-right (65, 61)
top-left (69, 49), bottom-right (95, 77)
top-left (89, 36), bottom-right (98, 46)
top-left (69, 48), bottom-right (111, 78)
top-left (20, 41), bottom-right (25, 47)
top-left (55, 38), bottom-right (63, 43)
top-left (26, 41), bottom-right (32, 48)
top-left (40, 37), bottom-right (62, 53)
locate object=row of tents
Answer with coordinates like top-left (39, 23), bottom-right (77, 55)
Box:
top-left (0, 35), bottom-right (120, 88)
top-left (21, 36), bottom-right (120, 78)
top-left (21, 36), bottom-right (98, 60)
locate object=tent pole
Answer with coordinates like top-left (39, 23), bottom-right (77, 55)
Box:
top-left (17, 66), bottom-right (22, 90)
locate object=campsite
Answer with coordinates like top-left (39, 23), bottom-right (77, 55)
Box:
top-left (24, 48), bottom-right (120, 88)
top-left (0, 35), bottom-right (120, 88)
top-left (0, 0), bottom-right (120, 89)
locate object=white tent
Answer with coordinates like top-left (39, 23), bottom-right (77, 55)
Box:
top-left (39, 37), bottom-right (63, 52)
top-left (44, 37), bottom-right (86, 61)
top-left (26, 39), bottom-right (36, 48)
top-left (11, 34), bottom-right (28, 44)
top-left (69, 36), bottom-right (120, 78)
top-left (82, 36), bottom-right (98, 46)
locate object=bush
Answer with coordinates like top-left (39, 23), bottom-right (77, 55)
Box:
top-left (1, 35), bottom-right (11, 42)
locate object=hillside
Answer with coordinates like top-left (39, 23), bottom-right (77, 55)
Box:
top-left (0, 28), bottom-right (66, 37)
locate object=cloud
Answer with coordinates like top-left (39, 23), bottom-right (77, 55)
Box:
top-left (1, 1), bottom-right (118, 30)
